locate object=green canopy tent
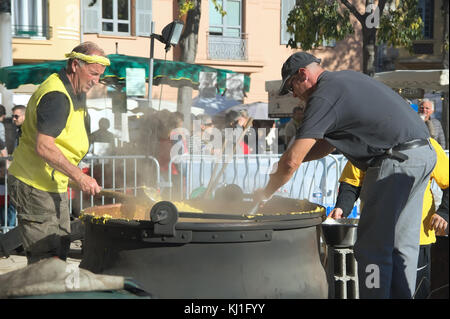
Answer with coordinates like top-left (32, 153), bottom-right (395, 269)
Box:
top-left (0, 54), bottom-right (250, 93)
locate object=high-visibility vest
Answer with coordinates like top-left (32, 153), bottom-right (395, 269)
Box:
top-left (9, 73), bottom-right (89, 193)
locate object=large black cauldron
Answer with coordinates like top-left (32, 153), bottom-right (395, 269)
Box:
top-left (79, 198), bottom-right (328, 298)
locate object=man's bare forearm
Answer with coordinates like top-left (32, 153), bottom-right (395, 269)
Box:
top-left (303, 139), bottom-right (335, 162)
top-left (264, 158), bottom-right (296, 198)
top-left (263, 138), bottom-right (317, 198)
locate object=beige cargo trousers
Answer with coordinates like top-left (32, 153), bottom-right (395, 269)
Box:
top-left (7, 175), bottom-right (71, 264)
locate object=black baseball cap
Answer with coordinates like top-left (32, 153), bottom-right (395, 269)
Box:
top-left (279, 52), bottom-right (321, 95)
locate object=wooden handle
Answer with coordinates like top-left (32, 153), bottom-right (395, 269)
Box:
top-left (69, 181), bottom-right (130, 200)
top-left (98, 189), bottom-right (131, 200)
top-left (203, 117), bottom-right (254, 199)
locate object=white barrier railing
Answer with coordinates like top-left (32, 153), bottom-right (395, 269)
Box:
top-left (1, 150), bottom-right (448, 233)
top-left (1, 156), bottom-right (14, 233)
top-left (167, 153), bottom-right (343, 206)
top-left (70, 155), bottom-right (160, 211)
top-left (1, 155), bottom-right (160, 233)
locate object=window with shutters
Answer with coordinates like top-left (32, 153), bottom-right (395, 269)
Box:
top-left (83, 0), bottom-right (151, 37)
top-left (209, 0), bottom-right (242, 37)
top-left (101, 0), bottom-right (130, 35)
top-left (208, 0), bottom-right (247, 60)
top-left (418, 0), bottom-right (434, 39)
top-left (11, 0), bottom-right (51, 39)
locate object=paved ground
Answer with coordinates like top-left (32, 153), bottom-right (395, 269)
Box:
top-left (0, 241), bottom-right (83, 276)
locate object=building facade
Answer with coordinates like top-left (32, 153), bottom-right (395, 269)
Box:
top-left (10, 0), bottom-right (81, 63)
top-left (395, 0), bottom-right (448, 70)
top-left (7, 0), bottom-right (364, 105)
top-left (376, 0), bottom-right (449, 148)
top-left (81, 0), bottom-right (364, 103)
top-left (4, 0), bottom-right (446, 146)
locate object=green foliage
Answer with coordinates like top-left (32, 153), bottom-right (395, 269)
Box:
top-left (286, 0), bottom-right (354, 50)
top-left (285, 0), bottom-right (424, 52)
top-left (178, 0), bottom-right (195, 18)
top-left (211, 0), bottom-right (227, 17)
top-left (178, 0), bottom-right (226, 19)
top-left (377, 0), bottom-right (424, 52)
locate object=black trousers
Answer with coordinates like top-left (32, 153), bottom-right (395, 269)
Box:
top-left (414, 244), bottom-right (431, 299)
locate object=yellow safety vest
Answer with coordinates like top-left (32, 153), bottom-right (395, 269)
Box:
top-left (9, 73), bottom-right (89, 193)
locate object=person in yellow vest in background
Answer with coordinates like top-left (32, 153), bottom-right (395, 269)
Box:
top-left (329, 138), bottom-right (449, 299)
top-left (7, 42), bottom-right (109, 264)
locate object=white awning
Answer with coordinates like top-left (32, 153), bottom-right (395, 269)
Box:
top-left (373, 69), bottom-right (449, 92)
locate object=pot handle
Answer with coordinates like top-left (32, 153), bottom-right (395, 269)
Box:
top-left (149, 201), bottom-right (178, 237)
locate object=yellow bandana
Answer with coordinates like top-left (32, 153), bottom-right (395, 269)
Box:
top-left (65, 52), bottom-right (110, 66)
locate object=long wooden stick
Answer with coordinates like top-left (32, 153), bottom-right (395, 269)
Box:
top-left (202, 117), bottom-right (254, 199)
top-left (202, 131), bottom-right (230, 199)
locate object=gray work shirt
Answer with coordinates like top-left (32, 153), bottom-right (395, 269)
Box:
top-left (296, 70), bottom-right (430, 170)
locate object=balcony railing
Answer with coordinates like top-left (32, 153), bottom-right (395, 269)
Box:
top-left (12, 25), bottom-right (52, 39)
top-left (207, 33), bottom-right (248, 61)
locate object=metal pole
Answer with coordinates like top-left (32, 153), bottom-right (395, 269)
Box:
top-left (148, 21), bottom-right (155, 108)
top-left (0, 3), bottom-right (13, 65)
top-left (80, 0), bottom-right (83, 43)
top-left (0, 1), bottom-right (14, 114)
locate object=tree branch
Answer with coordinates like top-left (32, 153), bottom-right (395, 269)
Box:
top-left (339, 0), bottom-right (363, 24)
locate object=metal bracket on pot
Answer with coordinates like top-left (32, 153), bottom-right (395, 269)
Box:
top-left (149, 201), bottom-right (179, 237)
top-left (191, 229), bottom-right (273, 243)
top-left (141, 229), bottom-right (192, 244)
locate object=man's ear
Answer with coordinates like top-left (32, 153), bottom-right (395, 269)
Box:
top-left (298, 68), bottom-right (308, 82)
top-left (71, 60), bottom-right (79, 73)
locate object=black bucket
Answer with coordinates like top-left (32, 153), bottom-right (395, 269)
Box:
top-left (79, 198), bottom-right (328, 298)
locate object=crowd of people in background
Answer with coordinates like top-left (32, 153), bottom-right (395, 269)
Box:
top-left (1, 94), bottom-right (447, 228)
top-left (1, 96), bottom-right (447, 195)
top-left (1, 101), bottom-right (288, 221)
top-left (83, 95), bottom-right (448, 164)
top-left (125, 108), bottom-right (279, 174)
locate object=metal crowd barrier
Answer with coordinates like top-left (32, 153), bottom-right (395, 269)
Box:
top-left (69, 155), bottom-right (160, 213)
top-left (1, 156), bottom-right (14, 233)
top-left (1, 155), bottom-right (160, 233)
top-left (167, 153), bottom-right (342, 206)
top-left (1, 150), bottom-right (449, 234)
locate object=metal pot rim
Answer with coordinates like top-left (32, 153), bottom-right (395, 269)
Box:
top-left (81, 212), bottom-right (324, 231)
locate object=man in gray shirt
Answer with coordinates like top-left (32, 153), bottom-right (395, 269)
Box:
top-left (418, 99), bottom-right (446, 149)
top-left (254, 52), bottom-right (436, 299)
